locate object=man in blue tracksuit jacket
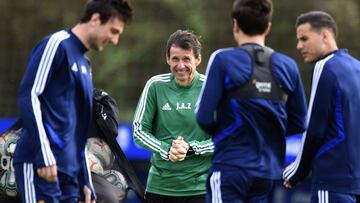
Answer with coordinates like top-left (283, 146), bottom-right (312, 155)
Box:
top-left (14, 1), bottom-right (132, 202)
top-left (283, 11), bottom-right (360, 203)
top-left (195, 0), bottom-right (307, 202)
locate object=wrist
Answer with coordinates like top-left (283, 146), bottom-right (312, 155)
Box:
top-left (186, 146), bottom-right (195, 156)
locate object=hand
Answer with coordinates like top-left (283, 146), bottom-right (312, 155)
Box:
top-left (169, 146), bottom-right (187, 162)
top-left (79, 185), bottom-right (96, 203)
top-left (283, 180), bottom-right (293, 188)
top-left (169, 136), bottom-right (189, 162)
top-left (37, 165), bottom-right (57, 183)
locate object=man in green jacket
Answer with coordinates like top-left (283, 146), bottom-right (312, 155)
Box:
top-left (133, 29), bottom-right (214, 203)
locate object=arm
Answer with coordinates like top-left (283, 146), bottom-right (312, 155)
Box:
top-left (196, 51), bottom-right (225, 135)
top-left (169, 136), bottom-right (214, 162)
top-left (187, 138), bottom-right (214, 156)
top-left (132, 77), bottom-right (170, 160)
top-left (17, 36), bottom-right (67, 179)
top-left (284, 62), bottom-right (307, 135)
top-left (283, 64), bottom-right (337, 187)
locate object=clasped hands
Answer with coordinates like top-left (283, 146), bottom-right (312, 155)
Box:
top-left (169, 136), bottom-right (190, 162)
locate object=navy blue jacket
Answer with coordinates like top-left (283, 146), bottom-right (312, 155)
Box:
top-left (196, 43), bottom-right (307, 179)
top-left (14, 29), bottom-right (94, 196)
top-left (283, 49), bottom-right (360, 194)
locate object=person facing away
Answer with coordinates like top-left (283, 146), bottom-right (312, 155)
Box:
top-left (283, 11), bottom-right (360, 203)
top-left (14, 0), bottom-right (132, 202)
top-left (195, 0), bottom-right (307, 202)
top-left (132, 30), bottom-right (214, 203)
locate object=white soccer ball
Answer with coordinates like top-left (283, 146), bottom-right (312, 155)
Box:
top-left (0, 169), bottom-right (18, 197)
top-left (86, 137), bottom-right (114, 169)
top-left (101, 170), bottom-right (128, 190)
top-left (86, 153), bottom-right (104, 175)
top-left (0, 130), bottom-right (20, 156)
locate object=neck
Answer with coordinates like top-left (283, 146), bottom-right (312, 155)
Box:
top-left (72, 24), bottom-right (90, 49)
top-left (327, 40), bottom-right (339, 53)
top-left (322, 39), bottom-right (339, 58)
top-left (175, 78), bottom-right (193, 86)
top-left (235, 34), bottom-right (266, 47)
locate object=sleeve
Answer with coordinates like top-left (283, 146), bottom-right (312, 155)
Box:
top-left (195, 51), bottom-right (225, 135)
top-left (16, 37), bottom-right (66, 168)
top-left (132, 79), bottom-right (171, 160)
top-left (188, 138), bottom-right (214, 156)
top-left (283, 64), bottom-right (337, 185)
top-left (284, 62), bottom-right (307, 135)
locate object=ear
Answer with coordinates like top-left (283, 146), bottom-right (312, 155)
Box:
top-left (90, 13), bottom-right (101, 25)
top-left (264, 22), bottom-right (272, 36)
top-left (233, 19), bottom-right (240, 33)
top-left (195, 55), bottom-right (202, 66)
top-left (321, 29), bottom-right (332, 41)
top-left (166, 56), bottom-right (170, 66)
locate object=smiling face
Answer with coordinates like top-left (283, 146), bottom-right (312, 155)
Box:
top-left (167, 46), bottom-right (201, 86)
top-left (296, 23), bottom-right (327, 63)
top-left (88, 14), bottom-right (125, 51)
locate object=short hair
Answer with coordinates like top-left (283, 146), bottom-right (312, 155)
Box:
top-left (296, 11), bottom-right (337, 38)
top-left (166, 30), bottom-right (202, 59)
top-left (80, 0), bottom-right (133, 24)
top-left (232, 0), bottom-right (273, 36)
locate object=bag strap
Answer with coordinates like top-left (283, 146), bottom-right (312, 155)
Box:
top-left (227, 44), bottom-right (288, 103)
top-left (95, 117), bottom-right (146, 203)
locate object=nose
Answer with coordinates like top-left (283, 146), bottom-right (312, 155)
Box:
top-left (296, 41), bottom-right (303, 50)
top-left (177, 60), bottom-right (186, 68)
top-left (111, 35), bottom-right (120, 45)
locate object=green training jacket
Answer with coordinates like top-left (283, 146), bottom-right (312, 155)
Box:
top-left (133, 72), bottom-right (214, 196)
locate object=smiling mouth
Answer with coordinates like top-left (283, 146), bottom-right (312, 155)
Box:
top-left (175, 68), bottom-right (189, 74)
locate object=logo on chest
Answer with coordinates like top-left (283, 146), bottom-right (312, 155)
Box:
top-left (162, 103), bottom-right (172, 111)
top-left (71, 63), bottom-right (88, 74)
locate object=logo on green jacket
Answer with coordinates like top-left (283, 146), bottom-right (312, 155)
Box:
top-left (162, 103), bottom-right (172, 111)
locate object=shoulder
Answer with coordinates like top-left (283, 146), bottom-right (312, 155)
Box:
top-left (271, 52), bottom-right (298, 71)
top-left (318, 51), bottom-right (360, 86)
top-left (208, 47), bottom-right (251, 73)
top-left (145, 73), bottom-right (172, 87)
top-left (44, 30), bottom-right (71, 49)
top-left (315, 53), bottom-right (338, 76)
top-left (28, 31), bottom-right (69, 64)
top-left (209, 47), bottom-right (249, 61)
top-left (52, 30), bottom-right (71, 41)
top-left (323, 50), bottom-right (360, 72)
top-left (198, 73), bottom-right (206, 83)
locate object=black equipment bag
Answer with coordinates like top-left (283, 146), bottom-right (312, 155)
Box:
top-left (92, 88), bottom-right (146, 203)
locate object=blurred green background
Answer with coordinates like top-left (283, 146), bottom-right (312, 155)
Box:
top-left (0, 0), bottom-right (359, 121)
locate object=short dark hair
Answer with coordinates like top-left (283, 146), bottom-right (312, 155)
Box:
top-left (166, 30), bottom-right (202, 59)
top-left (80, 0), bottom-right (133, 24)
top-left (296, 11), bottom-right (337, 38)
top-left (232, 0), bottom-right (272, 36)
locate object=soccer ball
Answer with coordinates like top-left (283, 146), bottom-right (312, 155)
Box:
top-left (0, 130), bottom-right (20, 156)
top-left (86, 137), bottom-right (114, 169)
top-left (0, 169), bottom-right (18, 197)
top-left (87, 153), bottom-right (104, 175)
top-left (101, 170), bottom-right (128, 190)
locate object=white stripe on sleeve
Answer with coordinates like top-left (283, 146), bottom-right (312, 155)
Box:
top-left (31, 30), bottom-right (70, 166)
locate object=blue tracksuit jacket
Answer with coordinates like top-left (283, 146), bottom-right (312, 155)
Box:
top-left (283, 49), bottom-right (360, 194)
top-left (14, 29), bottom-right (94, 196)
top-left (196, 43), bottom-right (307, 179)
